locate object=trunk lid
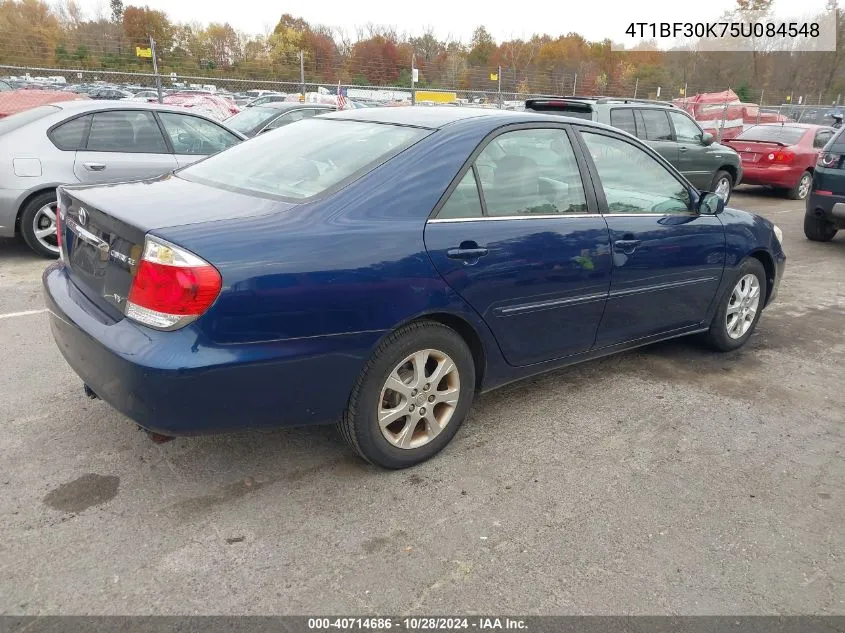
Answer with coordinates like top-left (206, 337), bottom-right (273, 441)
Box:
top-left (59, 174), bottom-right (291, 318)
top-left (725, 139), bottom-right (789, 164)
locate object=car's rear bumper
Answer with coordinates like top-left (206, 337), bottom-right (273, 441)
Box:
top-left (806, 190), bottom-right (845, 226)
top-left (740, 165), bottom-right (803, 188)
top-left (43, 263), bottom-right (382, 436)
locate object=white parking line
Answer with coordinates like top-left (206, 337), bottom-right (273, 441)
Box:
top-left (0, 309), bottom-right (48, 320)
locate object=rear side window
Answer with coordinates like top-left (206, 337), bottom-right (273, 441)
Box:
top-left (610, 108), bottom-right (637, 136)
top-left (639, 110), bottom-right (673, 141)
top-left (0, 105), bottom-right (59, 136)
top-left (87, 110), bottom-right (168, 153)
top-left (472, 128), bottom-right (587, 216)
top-left (437, 170), bottom-right (483, 219)
top-left (814, 129), bottom-right (834, 149)
top-left (49, 115), bottom-right (90, 150)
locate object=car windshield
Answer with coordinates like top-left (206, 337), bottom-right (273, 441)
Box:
top-left (736, 125), bottom-right (806, 144)
top-left (179, 118), bottom-right (430, 200)
top-left (0, 105), bottom-right (59, 135)
top-left (224, 106), bottom-right (280, 133)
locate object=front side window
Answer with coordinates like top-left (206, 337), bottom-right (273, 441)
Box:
top-left (581, 132), bottom-right (691, 214)
top-left (668, 111), bottom-right (703, 143)
top-left (473, 128), bottom-right (588, 216)
top-left (179, 118), bottom-right (429, 200)
top-left (266, 109), bottom-right (311, 130)
top-left (158, 112), bottom-right (240, 155)
top-left (224, 106), bottom-right (279, 134)
top-left (639, 109), bottom-right (673, 141)
top-left (86, 110), bottom-right (167, 153)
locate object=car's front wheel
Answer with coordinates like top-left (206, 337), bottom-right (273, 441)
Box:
top-left (340, 321), bottom-right (476, 469)
top-left (20, 191), bottom-right (60, 258)
top-left (703, 258), bottom-right (766, 352)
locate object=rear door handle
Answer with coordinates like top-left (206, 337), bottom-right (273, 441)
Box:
top-left (447, 247), bottom-right (489, 260)
top-left (83, 162), bottom-right (106, 171)
top-left (613, 239), bottom-right (641, 254)
top-left (679, 147), bottom-right (688, 152)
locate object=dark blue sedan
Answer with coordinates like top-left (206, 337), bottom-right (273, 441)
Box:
top-left (44, 106), bottom-right (786, 468)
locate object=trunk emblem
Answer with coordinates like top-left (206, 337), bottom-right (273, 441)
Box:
top-left (77, 207), bottom-right (88, 226)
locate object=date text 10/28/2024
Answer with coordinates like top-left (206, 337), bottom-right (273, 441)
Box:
top-left (307, 618), bottom-right (527, 630)
top-left (625, 22), bottom-right (820, 39)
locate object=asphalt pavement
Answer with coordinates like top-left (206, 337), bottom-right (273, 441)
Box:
top-left (0, 187), bottom-right (843, 615)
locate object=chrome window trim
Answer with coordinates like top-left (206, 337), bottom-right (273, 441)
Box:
top-left (428, 212), bottom-right (696, 223)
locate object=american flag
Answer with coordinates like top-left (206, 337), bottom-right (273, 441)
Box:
top-left (336, 81), bottom-right (347, 110)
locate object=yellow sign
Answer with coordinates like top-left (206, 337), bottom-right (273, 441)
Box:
top-left (135, 47), bottom-right (152, 58)
top-left (679, 87), bottom-right (685, 95)
top-left (786, 95), bottom-right (792, 102)
top-left (414, 90), bottom-right (458, 104)
top-left (490, 73), bottom-right (498, 81)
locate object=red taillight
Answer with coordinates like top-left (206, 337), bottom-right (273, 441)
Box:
top-left (125, 236), bottom-right (221, 330)
top-left (815, 190), bottom-right (833, 196)
top-left (763, 150), bottom-right (795, 164)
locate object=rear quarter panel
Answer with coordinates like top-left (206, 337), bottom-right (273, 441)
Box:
top-left (153, 120), bottom-right (509, 367)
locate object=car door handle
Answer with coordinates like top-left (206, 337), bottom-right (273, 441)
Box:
top-left (613, 239), bottom-right (641, 254)
top-left (447, 247), bottom-right (489, 260)
top-left (679, 147), bottom-right (688, 152)
top-left (83, 162), bottom-right (106, 171)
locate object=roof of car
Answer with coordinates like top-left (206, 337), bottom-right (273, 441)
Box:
top-left (745, 122), bottom-right (833, 131)
top-left (50, 100), bottom-right (220, 116)
top-left (322, 105), bottom-right (543, 129)
top-left (257, 101), bottom-right (335, 111)
top-left (526, 96), bottom-right (680, 110)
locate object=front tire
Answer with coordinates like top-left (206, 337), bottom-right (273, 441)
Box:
top-left (20, 191), bottom-right (60, 258)
top-left (703, 258), bottom-right (766, 352)
top-left (804, 213), bottom-right (838, 242)
top-left (339, 321), bottom-right (476, 469)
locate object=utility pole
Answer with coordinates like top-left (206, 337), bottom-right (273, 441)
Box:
top-left (410, 53), bottom-right (416, 105)
top-left (149, 36), bottom-right (162, 104)
top-left (633, 77), bottom-right (638, 98)
top-left (299, 50), bottom-right (305, 101)
top-left (757, 89), bottom-right (764, 125)
top-left (497, 65), bottom-right (502, 108)
top-left (572, 73), bottom-right (577, 96)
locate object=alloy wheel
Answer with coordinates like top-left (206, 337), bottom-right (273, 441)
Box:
top-left (726, 273), bottom-right (761, 339)
top-left (797, 174), bottom-right (812, 200)
top-left (715, 177), bottom-right (731, 201)
top-left (32, 202), bottom-right (59, 255)
top-left (377, 348), bottom-right (460, 449)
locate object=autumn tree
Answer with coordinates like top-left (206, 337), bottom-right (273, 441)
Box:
top-left (122, 5), bottom-right (172, 52)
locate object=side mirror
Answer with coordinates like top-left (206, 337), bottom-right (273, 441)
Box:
top-left (701, 132), bottom-right (715, 146)
top-left (698, 191), bottom-right (725, 215)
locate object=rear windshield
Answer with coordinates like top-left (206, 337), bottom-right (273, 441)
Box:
top-left (736, 125), bottom-right (806, 144)
top-left (223, 106), bottom-right (279, 134)
top-left (0, 105), bottom-right (59, 136)
top-left (179, 118), bottom-right (430, 200)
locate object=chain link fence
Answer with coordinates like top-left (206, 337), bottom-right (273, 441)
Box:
top-left (2, 64), bottom-right (843, 135)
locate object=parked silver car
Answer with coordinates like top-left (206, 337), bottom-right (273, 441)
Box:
top-left (0, 100), bottom-right (246, 257)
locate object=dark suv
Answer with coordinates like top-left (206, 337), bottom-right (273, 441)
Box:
top-left (526, 97), bottom-right (743, 202)
top-left (805, 125), bottom-right (845, 241)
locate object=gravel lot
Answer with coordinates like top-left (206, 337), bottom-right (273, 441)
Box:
top-left (1, 188), bottom-right (843, 615)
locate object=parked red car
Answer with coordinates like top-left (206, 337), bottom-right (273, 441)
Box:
top-left (725, 123), bottom-right (837, 199)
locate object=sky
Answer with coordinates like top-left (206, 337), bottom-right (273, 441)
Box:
top-left (73, 0), bottom-right (830, 44)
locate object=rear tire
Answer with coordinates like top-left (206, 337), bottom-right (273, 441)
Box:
top-left (711, 170), bottom-right (734, 204)
top-left (20, 191), bottom-right (60, 258)
top-left (702, 258), bottom-right (766, 352)
top-left (339, 321), bottom-right (476, 469)
top-left (787, 171), bottom-right (812, 200)
top-left (804, 213), bottom-right (838, 242)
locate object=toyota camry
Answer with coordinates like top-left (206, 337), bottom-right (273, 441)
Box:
top-left (44, 106), bottom-right (786, 469)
